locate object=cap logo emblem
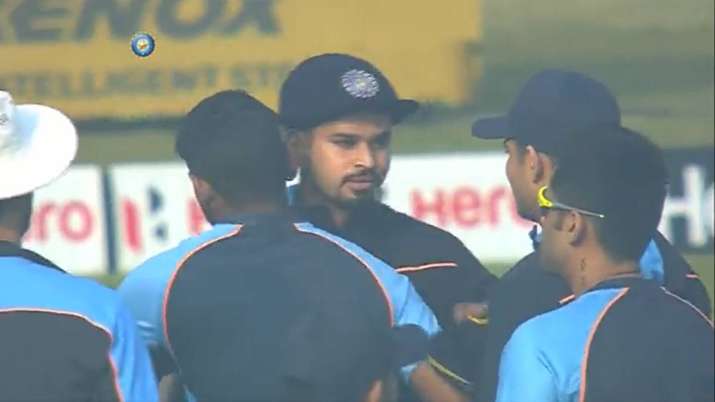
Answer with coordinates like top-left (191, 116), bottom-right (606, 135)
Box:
top-left (341, 69), bottom-right (380, 99)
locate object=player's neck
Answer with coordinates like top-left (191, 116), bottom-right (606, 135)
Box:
top-left (298, 182), bottom-right (352, 229)
top-left (567, 253), bottom-right (639, 297)
top-left (211, 200), bottom-right (286, 224)
top-left (0, 226), bottom-right (22, 245)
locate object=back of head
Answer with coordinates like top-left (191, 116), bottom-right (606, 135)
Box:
top-left (176, 90), bottom-right (289, 204)
top-left (549, 127), bottom-right (668, 262)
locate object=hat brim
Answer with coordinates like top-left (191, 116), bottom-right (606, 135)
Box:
top-left (0, 104), bottom-right (78, 200)
top-left (471, 115), bottom-right (510, 139)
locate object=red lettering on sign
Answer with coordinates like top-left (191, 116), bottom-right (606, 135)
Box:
top-left (409, 185), bottom-right (532, 229)
top-left (452, 187), bottom-right (481, 226)
top-left (31, 202), bottom-right (56, 241)
top-left (25, 201), bottom-right (95, 243)
top-left (411, 189), bottom-right (448, 226)
top-left (59, 202), bottom-right (93, 241)
top-left (122, 199), bottom-right (142, 253)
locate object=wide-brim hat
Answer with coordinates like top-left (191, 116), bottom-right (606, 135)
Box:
top-left (0, 91), bottom-right (78, 200)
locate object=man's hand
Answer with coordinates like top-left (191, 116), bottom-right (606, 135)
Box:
top-left (453, 302), bottom-right (489, 325)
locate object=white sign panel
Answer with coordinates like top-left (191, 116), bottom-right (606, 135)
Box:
top-left (109, 163), bottom-right (210, 273)
top-left (383, 153), bottom-right (534, 261)
top-left (22, 166), bottom-right (107, 276)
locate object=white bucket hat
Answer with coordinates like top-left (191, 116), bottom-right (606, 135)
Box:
top-left (0, 91), bottom-right (78, 200)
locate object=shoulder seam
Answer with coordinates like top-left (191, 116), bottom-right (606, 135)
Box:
top-left (578, 288), bottom-right (630, 402)
top-left (661, 287), bottom-right (714, 328)
top-left (161, 226), bottom-right (243, 359)
top-left (396, 262), bottom-right (457, 273)
top-left (292, 224), bottom-right (395, 326)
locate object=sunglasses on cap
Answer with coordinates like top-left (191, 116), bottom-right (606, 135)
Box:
top-left (537, 186), bottom-right (606, 219)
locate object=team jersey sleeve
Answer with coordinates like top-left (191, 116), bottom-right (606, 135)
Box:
top-left (109, 302), bottom-right (160, 402)
top-left (117, 258), bottom-right (180, 379)
top-left (495, 323), bottom-right (558, 402)
top-left (117, 268), bottom-right (166, 351)
top-left (361, 256), bottom-right (442, 381)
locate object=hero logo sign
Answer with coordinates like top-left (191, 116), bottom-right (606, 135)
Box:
top-left (119, 186), bottom-right (209, 255)
top-left (383, 153), bottom-right (535, 261)
top-left (21, 166), bottom-right (107, 276)
top-left (658, 163), bottom-right (715, 251)
top-left (111, 163), bottom-right (210, 271)
top-left (409, 185), bottom-right (531, 229)
top-left (24, 201), bottom-right (95, 243)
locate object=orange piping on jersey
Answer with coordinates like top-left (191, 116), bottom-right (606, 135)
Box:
top-left (395, 262), bottom-right (458, 274)
top-left (559, 294), bottom-right (576, 305)
top-left (578, 288), bottom-right (630, 402)
top-left (293, 224), bottom-right (395, 326)
top-left (662, 288), bottom-right (713, 328)
top-left (161, 227), bottom-right (243, 358)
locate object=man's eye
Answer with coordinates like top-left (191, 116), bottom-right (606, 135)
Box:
top-left (333, 140), bottom-right (354, 148)
top-left (373, 136), bottom-right (390, 149)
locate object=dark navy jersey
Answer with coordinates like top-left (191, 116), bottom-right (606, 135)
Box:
top-left (495, 277), bottom-right (714, 402)
top-left (288, 186), bottom-right (498, 329)
top-left (0, 242), bottom-right (158, 402)
top-left (118, 215), bottom-right (440, 401)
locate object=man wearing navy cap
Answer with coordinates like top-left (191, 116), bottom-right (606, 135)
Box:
top-left (468, 70), bottom-right (711, 402)
top-left (0, 90), bottom-right (158, 401)
top-left (496, 128), bottom-right (713, 402)
top-left (118, 90), bottom-right (441, 402)
top-left (279, 54), bottom-right (496, 400)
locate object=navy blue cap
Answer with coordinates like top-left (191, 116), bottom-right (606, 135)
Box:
top-left (472, 70), bottom-right (621, 152)
top-left (279, 53), bottom-right (419, 130)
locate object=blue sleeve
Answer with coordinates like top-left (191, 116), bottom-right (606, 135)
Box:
top-left (111, 303), bottom-right (159, 402)
top-left (368, 259), bottom-right (442, 380)
top-left (371, 257), bottom-right (441, 336)
top-left (117, 267), bottom-right (167, 351)
top-left (291, 223), bottom-right (441, 381)
top-left (495, 324), bottom-right (558, 402)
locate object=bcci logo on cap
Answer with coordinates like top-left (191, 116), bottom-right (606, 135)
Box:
top-left (131, 32), bottom-right (156, 58)
top-left (341, 69), bottom-right (380, 98)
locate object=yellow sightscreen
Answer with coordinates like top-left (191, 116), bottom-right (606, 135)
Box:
top-left (0, 0), bottom-right (482, 120)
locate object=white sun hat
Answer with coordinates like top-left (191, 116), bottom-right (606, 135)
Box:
top-left (0, 91), bottom-right (78, 200)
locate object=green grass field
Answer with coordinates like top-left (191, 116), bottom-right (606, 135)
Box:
top-left (82, 0), bottom-right (714, 305)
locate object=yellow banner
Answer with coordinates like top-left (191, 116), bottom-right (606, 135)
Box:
top-left (0, 0), bottom-right (482, 120)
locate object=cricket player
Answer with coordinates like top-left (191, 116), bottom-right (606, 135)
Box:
top-left (495, 128), bottom-right (713, 402)
top-left (279, 53), bottom-right (496, 401)
top-left (467, 70), bottom-right (712, 402)
top-left (0, 90), bottom-right (158, 401)
top-left (118, 90), bottom-right (440, 402)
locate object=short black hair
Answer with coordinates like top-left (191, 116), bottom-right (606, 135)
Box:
top-left (176, 90), bottom-right (289, 204)
top-left (549, 127), bottom-right (668, 262)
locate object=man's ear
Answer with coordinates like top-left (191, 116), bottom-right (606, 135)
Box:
top-left (189, 174), bottom-right (214, 206)
top-left (566, 212), bottom-right (588, 246)
top-left (524, 145), bottom-right (545, 184)
top-left (282, 129), bottom-right (310, 169)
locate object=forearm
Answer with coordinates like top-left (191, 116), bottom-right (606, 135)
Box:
top-left (159, 373), bottom-right (186, 402)
top-left (410, 362), bottom-right (469, 402)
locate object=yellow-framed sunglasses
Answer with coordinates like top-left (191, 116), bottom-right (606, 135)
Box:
top-left (537, 186), bottom-right (606, 219)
